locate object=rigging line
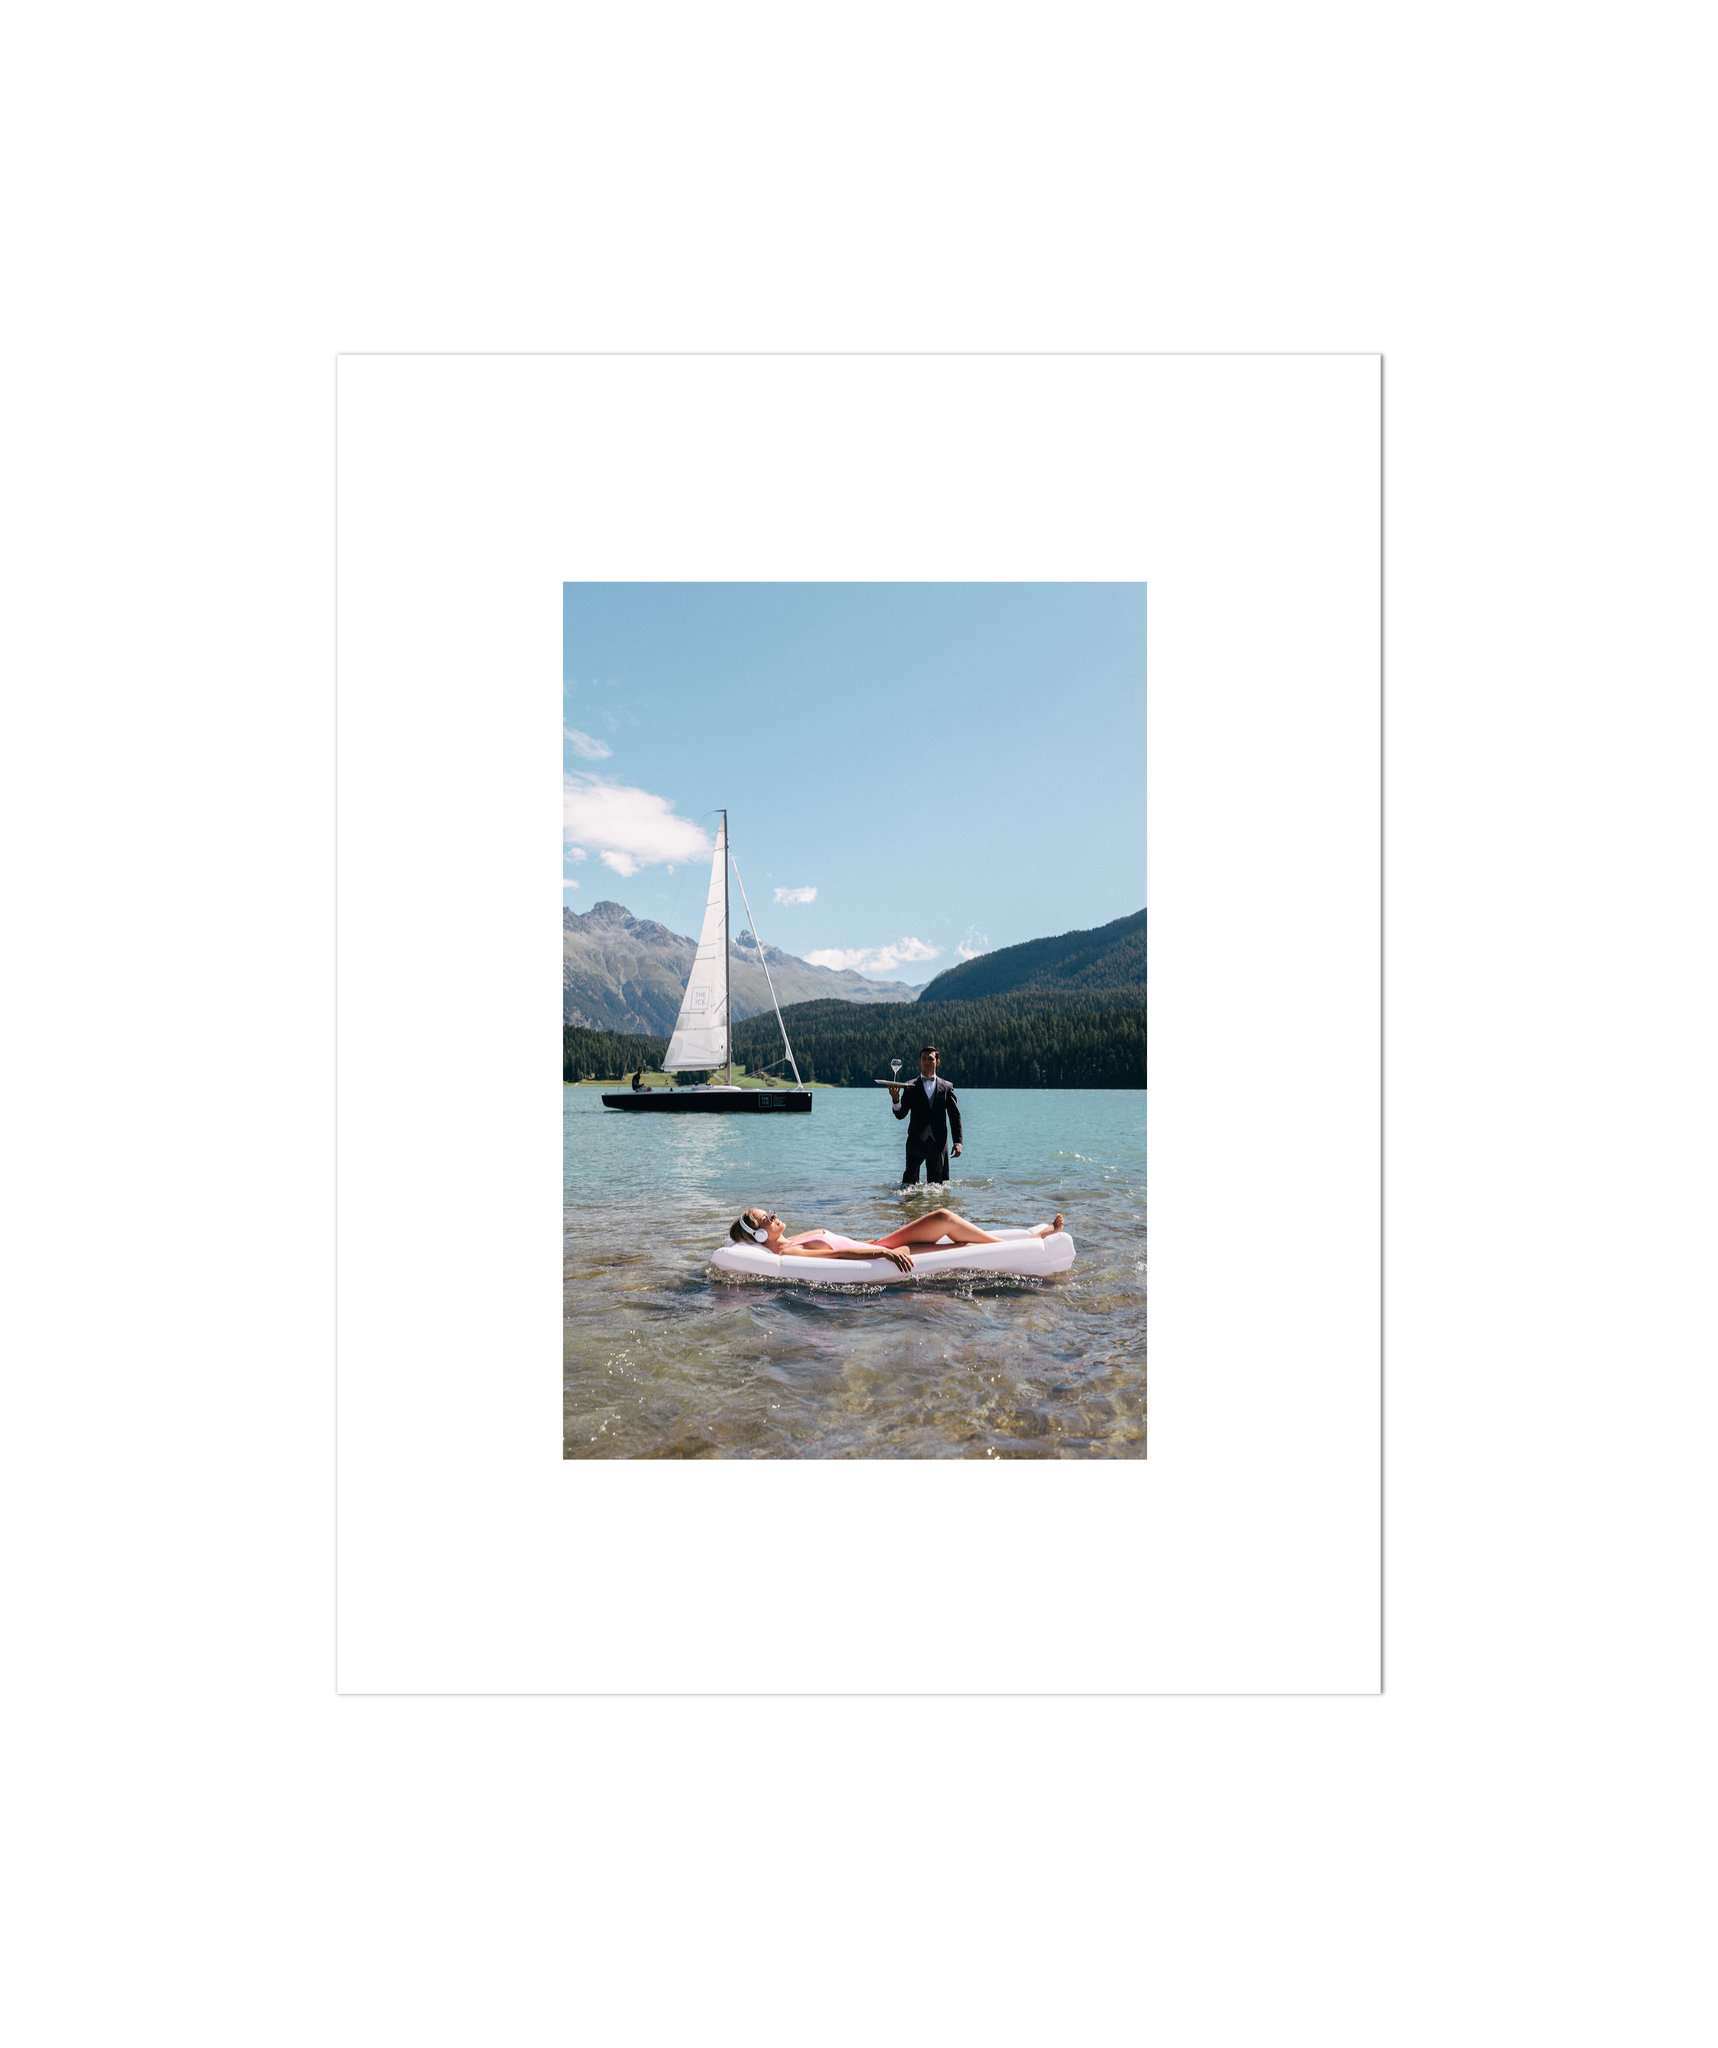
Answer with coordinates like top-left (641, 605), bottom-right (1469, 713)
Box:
top-left (728, 852), bottom-right (803, 1089)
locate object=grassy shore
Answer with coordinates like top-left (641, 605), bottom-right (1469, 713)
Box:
top-left (567, 1066), bottom-right (836, 1090)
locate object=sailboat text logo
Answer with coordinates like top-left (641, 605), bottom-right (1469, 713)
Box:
top-left (689, 988), bottom-right (709, 1010)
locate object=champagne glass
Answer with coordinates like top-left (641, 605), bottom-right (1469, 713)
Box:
top-left (890, 1059), bottom-right (902, 1084)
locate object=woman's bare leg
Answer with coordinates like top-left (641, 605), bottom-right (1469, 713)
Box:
top-left (874, 1208), bottom-right (995, 1249)
top-left (874, 1207), bottom-right (1064, 1249)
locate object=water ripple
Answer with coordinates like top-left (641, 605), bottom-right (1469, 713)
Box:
top-left (564, 1086), bottom-right (1145, 1458)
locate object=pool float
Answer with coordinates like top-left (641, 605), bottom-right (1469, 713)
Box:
top-left (710, 1227), bottom-right (1075, 1284)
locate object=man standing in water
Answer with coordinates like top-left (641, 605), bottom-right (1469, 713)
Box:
top-left (888, 1045), bottom-right (963, 1185)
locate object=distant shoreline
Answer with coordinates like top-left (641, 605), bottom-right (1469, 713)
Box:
top-left (565, 1078), bottom-right (1145, 1092)
top-left (567, 1073), bottom-right (839, 1091)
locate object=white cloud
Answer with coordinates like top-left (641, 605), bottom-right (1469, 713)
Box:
top-left (773, 885), bottom-right (817, 905)
top-left (956, 925), bottom-right (991, 960)
top-left (566, 845), bottom-right (588, 861)
top-left (805, 936), bottom-right (942, 978)
top-left (562, 878), bottom-right (580, 889)
top-left (563, 775), bottom-right (712, 878)
top-left (563, 726), bottom-right (612, 760)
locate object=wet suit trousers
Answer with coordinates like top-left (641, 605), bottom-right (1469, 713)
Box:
top-left (902, 1141), bottom-right (951, 1185)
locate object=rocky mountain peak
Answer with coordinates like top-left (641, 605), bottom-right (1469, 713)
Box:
top-left (733, 929), bottom-right (793, 967)
top-left (566, 898), bottom-right (693, 943)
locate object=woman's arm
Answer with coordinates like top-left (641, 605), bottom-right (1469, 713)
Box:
top-left (789, 1242), bottom-right (914, 1271)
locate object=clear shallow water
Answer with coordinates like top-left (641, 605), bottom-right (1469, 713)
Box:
top-left (563, 1087), bottom-right (1146, 1459)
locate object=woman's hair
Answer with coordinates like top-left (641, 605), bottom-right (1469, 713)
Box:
top-left (729, 1207), bottom-right (770, 1244)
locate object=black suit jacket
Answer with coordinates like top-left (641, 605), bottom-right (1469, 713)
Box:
top-left (893, 1074), bottom-right (962, 1149)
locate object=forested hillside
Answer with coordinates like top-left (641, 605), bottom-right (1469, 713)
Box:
top-left (566, 989), bottom-right (1146, 1088)
top-left (731, 991), bottom-right (1146, 1089)
top-left (563, 1024), bottom-right (668, 1081)
top-left (916, 906), bottom-right (1147, 1002)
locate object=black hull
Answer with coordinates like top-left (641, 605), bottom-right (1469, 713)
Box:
top-left (600, 1090), bottom-right (812, 1114)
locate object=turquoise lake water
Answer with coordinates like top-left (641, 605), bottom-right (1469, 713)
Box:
top-left (563, 1086), bottom-right (1146, 1458)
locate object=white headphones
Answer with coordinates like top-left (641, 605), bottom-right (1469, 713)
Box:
top-left (748, 1213), bottom-right (775, 1242)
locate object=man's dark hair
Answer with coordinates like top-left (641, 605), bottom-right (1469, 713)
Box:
top-left (919, 1045), bottom-right (937, 1058)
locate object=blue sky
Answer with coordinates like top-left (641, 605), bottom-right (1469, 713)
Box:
top-left (564, 583), bottom-right (1145, 984)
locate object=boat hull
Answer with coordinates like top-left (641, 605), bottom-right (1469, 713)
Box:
top-left (600, 1089), bottom-right (812, 1113)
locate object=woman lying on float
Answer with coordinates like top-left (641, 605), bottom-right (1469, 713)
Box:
top-left (728, 1206), bottom-right (1064, 1273)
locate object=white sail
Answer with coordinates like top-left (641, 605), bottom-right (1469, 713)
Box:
top-left (663, 816), bottom-right (729, 1072)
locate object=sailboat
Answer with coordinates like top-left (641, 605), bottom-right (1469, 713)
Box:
top-left (601, 811), bottom-right (812, 1114)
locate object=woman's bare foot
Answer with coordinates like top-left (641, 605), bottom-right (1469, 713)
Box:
top-left (1029, 1214), bottom-right (1065, 1239)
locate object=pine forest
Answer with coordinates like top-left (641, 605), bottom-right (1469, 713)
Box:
top-left (564, 990), bottom-right (1145, 1089)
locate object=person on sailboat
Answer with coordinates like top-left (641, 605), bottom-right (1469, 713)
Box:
top-left (728, 1206), bottom-right (1063, 1272)
top-left (887, 1046), bottom-right (962, 1184)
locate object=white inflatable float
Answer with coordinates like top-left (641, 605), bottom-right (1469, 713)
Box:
top-left (711, 1227), bottom-right (1076, 1285)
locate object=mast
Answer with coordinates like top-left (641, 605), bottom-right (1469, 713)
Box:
top-left (723, 809), bottom-right (731, 1086)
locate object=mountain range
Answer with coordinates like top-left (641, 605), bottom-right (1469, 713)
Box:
top-left (916, 907), bottom-right (1147, 1001)
top-left (563, 901), bottom-right (925, 1034)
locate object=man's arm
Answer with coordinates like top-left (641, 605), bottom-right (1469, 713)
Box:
top-left (947, 1084), bottom-right (962, 1150)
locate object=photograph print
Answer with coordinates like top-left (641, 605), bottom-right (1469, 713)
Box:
top-left (563, 582), bottom-right (1146, 1458)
